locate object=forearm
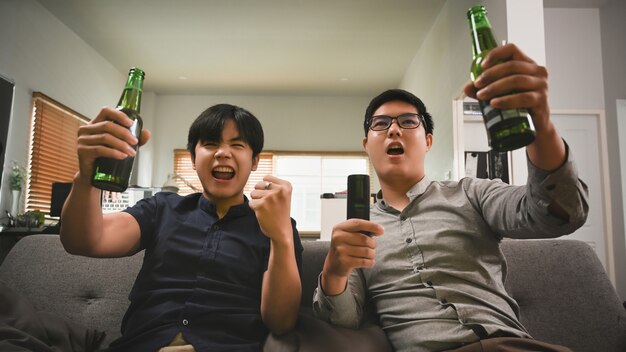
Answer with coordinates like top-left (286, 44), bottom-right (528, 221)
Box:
top-left (526, 121), bottom-right (566, 172)
top-left (59, 172), bottom-right (105, 255)
top-left (261, 236), bottom-right (301, 335)
top-left (321, 270), bottom-right (349, 296)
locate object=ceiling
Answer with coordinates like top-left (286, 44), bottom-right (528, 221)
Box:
top-left (36, 0), bottom-right (609, 96)
top-left (36, 0), bottom-right (444, 96)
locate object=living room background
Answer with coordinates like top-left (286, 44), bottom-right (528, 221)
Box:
top-left (1, 0), bottom-right (624, 299)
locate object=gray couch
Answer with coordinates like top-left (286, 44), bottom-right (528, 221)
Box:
top-left (0, 235), bottom-right (624, 352)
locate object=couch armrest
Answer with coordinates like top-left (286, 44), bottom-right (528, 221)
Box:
top-left (263, 309), bottom-right (391, 352)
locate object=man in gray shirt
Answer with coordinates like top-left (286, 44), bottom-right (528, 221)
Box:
top-left (312, 44), bottom-right (589, 352)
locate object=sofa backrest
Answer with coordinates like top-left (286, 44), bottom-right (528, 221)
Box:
top-left (301, 239), bottom-right (626, 352)
top-left (0, 234), bottom-right (143, 347)
top-left (1, 235), bottom-right (624, 352)
top-left (300, 240), bottom-right (329, 307)
top-left (500, 239), bottom-right (626, 352)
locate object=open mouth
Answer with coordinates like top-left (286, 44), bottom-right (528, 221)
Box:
top-left (387, 143), bottom-right (405, 155)
top-left (212, 166), bottom-right (235, 180)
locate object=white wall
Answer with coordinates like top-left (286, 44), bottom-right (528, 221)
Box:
top-left (545, 9), bottom-right (605, 110)
top-left (135, 91), bottom-right (157, 187)
top-left (150, 95), bottom-right (370, 188)
top-left (618, 99), bottom-right (626, 298)
top-left (599, 0), bottom-right (626, 300)
top-left (505, 0), bottom-right (545, 186)
top-left (400, 0), bottom-right (480, 181)
top-left (0, 0), bottom-right (127, 213)
top-left (545, 7), bottom-right (624, 296)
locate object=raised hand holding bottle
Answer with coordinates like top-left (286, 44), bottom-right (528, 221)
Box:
top-left (468, 5), bottom-right (535, 152)
top-left (91, 67), bottom-right (145, 192)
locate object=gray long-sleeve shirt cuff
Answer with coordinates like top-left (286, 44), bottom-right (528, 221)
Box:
top-left (525, 141), bottom-right (589, 234)
top-left (312, 273), bottom-right (363, 329)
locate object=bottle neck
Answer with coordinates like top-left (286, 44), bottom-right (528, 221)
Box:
top-left (468, 11), bottom-right (497, 57)
top-left (117, 88), bottom-right (142, 113)
top-left (117, 71), bottom-right (144, 113)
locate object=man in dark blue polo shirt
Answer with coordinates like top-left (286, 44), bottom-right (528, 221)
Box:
top-left (60, 104), bottom-right (303, 351)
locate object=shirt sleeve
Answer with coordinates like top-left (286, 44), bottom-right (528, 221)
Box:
top-left (468, 141), bottom-right (589, 239)
top-left (123, 195), bottom-right (158, 250)
top-left (525, 143), bottom-right (589, 229)
top-left (312, 269), bottom-right (367, 329)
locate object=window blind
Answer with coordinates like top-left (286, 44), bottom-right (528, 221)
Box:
top-left (26, 93), bottom-right (89, 216)
top-left (173, 149), bottom-right (274, 196)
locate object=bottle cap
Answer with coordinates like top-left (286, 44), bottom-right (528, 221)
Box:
top-left (467, 5), bottom-right (486, 18)
top-left (129, 67), bottom-right (145, 78)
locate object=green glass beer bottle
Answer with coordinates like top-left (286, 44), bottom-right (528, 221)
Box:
top-left (468, 5), bottom-right (535, 152)
top-left (91, 67), bottom-right (145, 192)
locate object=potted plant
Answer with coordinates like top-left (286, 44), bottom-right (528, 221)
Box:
top-left (9, 160), bottom-right (26, 217)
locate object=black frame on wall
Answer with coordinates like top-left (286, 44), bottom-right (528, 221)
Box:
top-left (464, 150), bottom-right (510, 184)
top-left (0, 74), bottom-right (15, 191)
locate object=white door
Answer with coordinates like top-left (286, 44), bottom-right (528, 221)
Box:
top-left (552, 112), bottom-right (610, 274)
top-left (618, 100), bottom-right (626, 251)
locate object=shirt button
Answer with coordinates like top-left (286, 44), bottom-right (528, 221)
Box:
top-left (405, 238), bottom-right (412, 244)
top-left (400, 215), bottom-right (407, 221)
top-left (212, 225), bottom-right (219, 231)
top-left (426, 281), bottom-right (433, 286)
top-left (182, 319), bottom-right (189, 326)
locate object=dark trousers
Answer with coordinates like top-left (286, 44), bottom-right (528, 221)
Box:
top-left (447, 337), bottom-right (573, 352)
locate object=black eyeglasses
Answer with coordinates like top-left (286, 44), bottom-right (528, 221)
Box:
top-left (367, 113), bottom-right (422, 131)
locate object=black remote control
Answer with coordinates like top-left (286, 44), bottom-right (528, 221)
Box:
top-left (347, 174), bottom-right (370, 221)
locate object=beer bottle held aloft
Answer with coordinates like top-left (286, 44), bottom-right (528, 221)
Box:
top-left (468, 5), bottom-right (535, 152)
top-left (91, 67), bottom-right (145, 192)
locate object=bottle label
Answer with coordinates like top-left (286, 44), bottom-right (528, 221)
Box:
top-left (502, 108), bottom-right (528, 119)
top-left (481, 101), bottom-right (530, 129)
top-left (481, 103), bottom-right (502, 128)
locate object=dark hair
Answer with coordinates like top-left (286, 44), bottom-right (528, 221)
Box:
top-left (187, 104), bottom-right (264, 159)
top-left (363, 89), bottom-right (434, 137)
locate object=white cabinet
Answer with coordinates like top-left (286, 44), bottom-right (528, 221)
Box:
top-left (320, 197), bottom-right (346, 241)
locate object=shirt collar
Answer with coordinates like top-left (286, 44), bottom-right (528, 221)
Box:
top-left (197, 193), bottom-right (251, 218)
top-left (376, 175), bottom-right (431, 210)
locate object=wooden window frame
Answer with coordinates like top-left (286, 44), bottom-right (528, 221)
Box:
top-left (25, 93), bottom-right (88, 218)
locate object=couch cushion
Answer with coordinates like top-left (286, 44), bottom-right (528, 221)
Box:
top-left (264, 309), bottom-right (391, 352)
top-left (300, 240), bottom-right (329, 307)
top-left (0, 280), bottom-right (105, 351)
top-left (2, 236), bottom-right (624, 352)
top-left (0, 235), bottom-right (143, 347)
top-left (501, 239), bottom-right (626, 352)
